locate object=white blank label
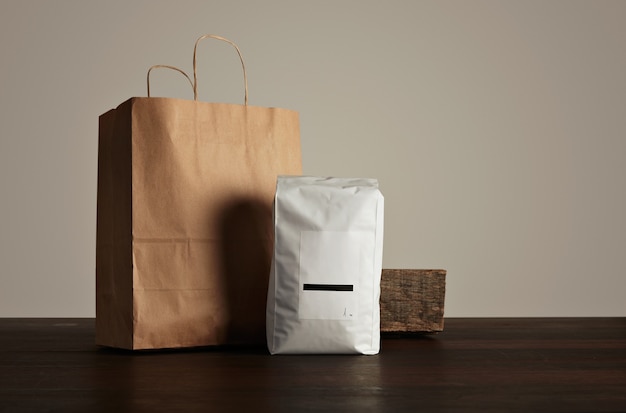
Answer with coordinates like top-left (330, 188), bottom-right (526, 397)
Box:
top-left (298, 231), bottom-right (373, 320)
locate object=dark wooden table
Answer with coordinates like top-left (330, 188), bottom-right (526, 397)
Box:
top-left (1, 318), bottom-right (624, 412)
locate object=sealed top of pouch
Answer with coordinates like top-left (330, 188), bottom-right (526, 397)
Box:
top-left (276, 175), bottom-right (379, 190)
top-left (274, 175), bottom-right (383, 235)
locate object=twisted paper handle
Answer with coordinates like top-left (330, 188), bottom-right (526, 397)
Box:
top-left (145, 34), bottom-right (248, 104)
top-left (146, 64), bottom-right (194, 97)
top-left (193, 34), bottom-right (248, 105)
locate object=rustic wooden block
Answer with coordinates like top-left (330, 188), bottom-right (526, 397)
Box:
top-left (380, 269), bottom-right (446, 333)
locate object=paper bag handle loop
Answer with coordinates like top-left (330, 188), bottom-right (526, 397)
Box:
top-left (146, 65), bottom-right (194, 97)
top-left (193, 34), bottom-right (248, 105)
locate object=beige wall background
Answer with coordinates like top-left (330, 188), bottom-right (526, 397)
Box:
top-left (1, 1), bottom-right (624, 317)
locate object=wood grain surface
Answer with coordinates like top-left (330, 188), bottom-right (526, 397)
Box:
top-left (1, 317), bottom-right (624, 412)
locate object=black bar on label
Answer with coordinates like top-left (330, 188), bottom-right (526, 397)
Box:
top-left (303, 283), bottom-right (354, 292)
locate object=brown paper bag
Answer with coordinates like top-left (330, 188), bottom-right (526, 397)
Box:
top-left (96, 35), bottom-right (302, 350)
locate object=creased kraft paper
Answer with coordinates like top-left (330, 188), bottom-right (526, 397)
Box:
top-left (96, 97), bottom-right (301, 349)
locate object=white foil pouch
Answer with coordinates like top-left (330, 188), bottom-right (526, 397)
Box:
top-left (266, 176), bottom-right (384, 354)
